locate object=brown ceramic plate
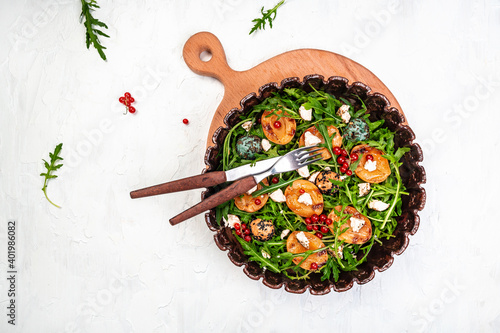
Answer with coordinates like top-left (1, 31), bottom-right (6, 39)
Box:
top-left (201, 75), bottom-right (426, 294)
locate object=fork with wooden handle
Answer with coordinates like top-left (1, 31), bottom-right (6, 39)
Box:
top-left (129, 146), bottom-right (322, 225)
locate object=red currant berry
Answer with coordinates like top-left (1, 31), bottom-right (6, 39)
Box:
top-left (128, 106), bottom-right (136, 114)
top-left (319, 214), bottom-right (327, 222)
top-left (333, 147), bottom-right (341, 155)
top-left (311, 214), bottom-right (319, 223)
top-left (183, 118), bottom-right (189, 124)
top-left (244, 235), bottom-right (251, 242)
top-left (119, 97), bottom-right (125, 103)
top-left (124, 92), bottom-right (131, 98)
top-left (244, 229), bottom-right (251, 235)
top-left (241, 223), bottom-right (247, 230)
top-left (366, 154), bottom-right (374, 161)
top-left (337, 156), bottom-right (346, 164)
top-left (234, 223), bottom-right (240, 230)
top-left (342, 162), bottom-right (349, 169)
top-left (340, 166), bottom-right (348, 173)
top-left (273, 121), bottom-right (281, 128)
top-left (346, 170), bottom-right (353, 176)
top-left (313, 225), bottom-right (319, 231)
top-left (235, 229), bottom-right (242, 236)
top-left (315, 232), bottom-right (323, 239)
top-left (326, 218), bottom-right (333, 225)
top-left (129, 97), bottom-right (135, 103)
top-left (306, 225), bottom-right (313, 231)
top-left (254, 199), bottom-right (261, 205)
top-left (305, 218), bottom-right (312, 225)
top-left (320, 226), bottom-right (329, 234)
top-left (310, 262), bottom-right (318, 270)
top-left (350, 153), bottom-right (358, 161)
top-left (341, 149), bottom-right (348, 157)
top-left (271, 177), bottom-right (279, 184)
top-left (299, 189), bottom-right (305, 194)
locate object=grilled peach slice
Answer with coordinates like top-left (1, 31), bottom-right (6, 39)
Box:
top-left (328, 205), bottom-right (372, 245)
top-left (298, 125), bottom-right (342, 160)
top-left (284, 179), bottom-right (324, 218)
top-left (286, 231), bottom-right (328, 270)
top-left (351, 144), bottom-right (391, 183)
top-left (261, 110), bottom-right (296, 145)
top-left (234, 179), bottom-right (269, 213)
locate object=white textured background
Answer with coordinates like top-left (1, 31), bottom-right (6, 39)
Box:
top-left (1, 0), bottom-right (500, 332)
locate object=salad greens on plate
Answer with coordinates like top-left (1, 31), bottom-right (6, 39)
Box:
top-left (214, 85), bottom-right (409, 282)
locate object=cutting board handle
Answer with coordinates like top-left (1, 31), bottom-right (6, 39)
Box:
top-left (183, 32), bottom-right (236, 84)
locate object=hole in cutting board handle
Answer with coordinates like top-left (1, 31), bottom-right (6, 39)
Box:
top-left (200, 50), bottom-right (212, 62)
top-left (183, 32), bottom-right (234, 80)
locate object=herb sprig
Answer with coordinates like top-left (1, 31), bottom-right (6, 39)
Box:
top-left (249, 0), bottom-right (286, 35)
top-left (80, 0), bottom-right (109, 61)
top-left (40, 143), bottom-right (64, 208)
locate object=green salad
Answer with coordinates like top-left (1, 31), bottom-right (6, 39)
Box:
top-left (215, 86), bottom-right (409, 282)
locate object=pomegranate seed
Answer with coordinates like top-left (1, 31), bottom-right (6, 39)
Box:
top-left (254, 198), bottom-right (261, 205)
top-left (346, 170), bottom-right (353, 176)
top-left (313, 225), bottom-right (319, 231)
top-left (183, 118), bottom-right (189, 124)
top-left (305, 218), bottom-right (312, 225)
top-left (234, 223), bottom-right (240, 230)
top-left (337, 156), bottom-right (346, 164)
top-left (319, 214), bottom-right (327, 222)
top-left (129, 106), bottom-right (136, 114)
top-left (271, 177), bottom-right (279, 184)
top-left (273, 121), bottom-right (281, 128)
top-left (366, 154), bottom-right (374, 161)
top-left (310, 262), bottom-right (318, 270)
top-left (241, 223), bottom-right (247, 230)
top-left (326, 218), bottom-right (333, 225)
top-left (244, 235), bottom-right (251, 242)
top-left (333, 147), bottom-right (341, 155)
top-left (340, 166), bottom-right (348, 173)
top-left (341, 149), bottom-right (348, 157)
top-left (315, 232), bottom-right (323, 239)
top-left (306, 225), bottom-right (313, 231)
top-left (244, 229), bottom-right (250, 235)
top-left (350, 153), bottom-right (358, 161)
top-left (320, 226), bottom-right (329, 234)
top-left (299, 189), bottom-right (305, 194)
top-left (311, 214), bottom-right (319, 223)
top-left (235, 229), bottom-right (242, 236)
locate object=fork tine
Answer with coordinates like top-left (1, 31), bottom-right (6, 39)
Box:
top-left (300, 157), bottom-right (322, 166)
top-left (296, 147), bottom-right (322, 158)
top-left (299, 152), bottom-right (323, 164)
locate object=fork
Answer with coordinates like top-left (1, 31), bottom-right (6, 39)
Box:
top-left (169, 145), bottom-right (323, 225)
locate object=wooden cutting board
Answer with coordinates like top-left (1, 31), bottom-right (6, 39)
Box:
top-left (183, 32), bottom-right (405, 150)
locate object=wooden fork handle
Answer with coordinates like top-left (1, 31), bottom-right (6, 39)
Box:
top-left (169, 176), bottom-right (257, 225)
top-left (130, 171), bottom-right (227, 199)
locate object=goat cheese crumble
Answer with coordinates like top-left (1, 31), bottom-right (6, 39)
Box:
top-left (350, 217), bottom-right (365, 233)
top-left (296, 231), bottom-right (310, 249)
top-left (297, 192), bottom-right (313, 206)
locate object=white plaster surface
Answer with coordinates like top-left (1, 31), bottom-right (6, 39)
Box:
top-left (1, 0), bottom-right (500, 332)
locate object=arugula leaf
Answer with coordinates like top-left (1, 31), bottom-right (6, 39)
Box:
top-left (40, 143), bottom-right (63, 208)
top-left (249, 0), bottom-right (286, 35)
top-left (80, 0), bottom-right (109, 61)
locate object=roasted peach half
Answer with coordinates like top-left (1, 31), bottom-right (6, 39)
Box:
top-left (284, 179), bottom-right (324, 218)
top-left (261, 110), bottom-right (296, 145)
top-left (351, 144), bottom-right (391, 183)
top-left (234, 179), bottom-right (269, 213)
top-left (286, 231), bottom-right (328, 270)
top-left (328, 205), bottom-right (372, 245)
top-left (298, 125), bottom-right (342, 160)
